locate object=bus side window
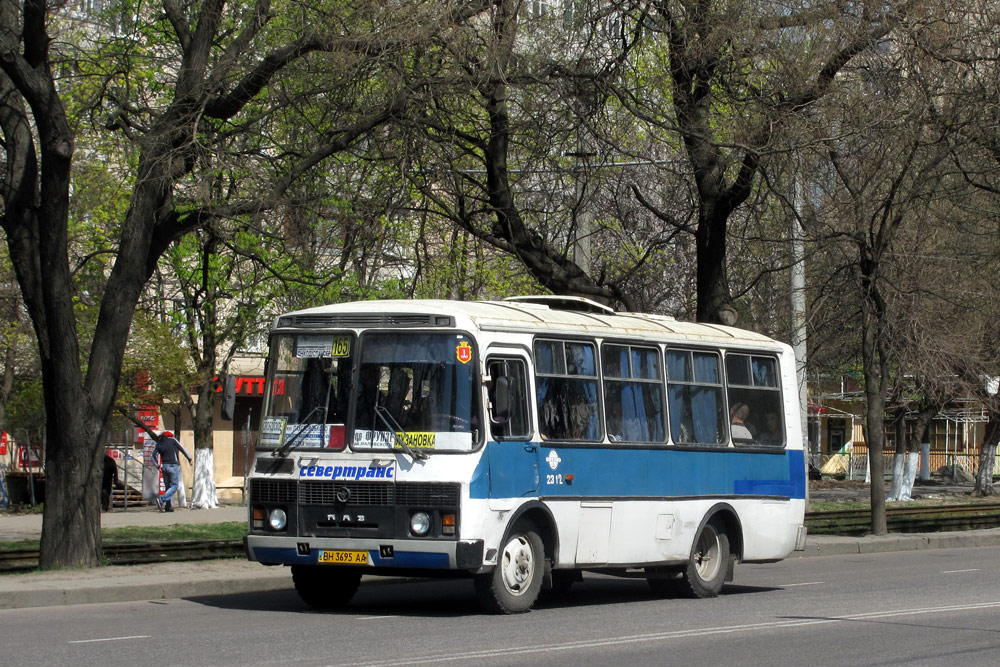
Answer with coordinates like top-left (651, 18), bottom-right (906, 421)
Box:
top-left (602, 343), bottom-right (666, 443)
top-left (666, 349), bottom-right (726, 446)
top-left (534, 340), bottom-right (601, 442)
top-left (488, 358), bottom-right (531, 440)
top-left (724, 353), bottom-right (783, 447)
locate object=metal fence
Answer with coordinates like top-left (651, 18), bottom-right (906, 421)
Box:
top-left (817, 446), bottom-right (1000, 482)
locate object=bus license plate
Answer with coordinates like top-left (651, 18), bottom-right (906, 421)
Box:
top-left (318, 550), bottom-right (370, 565)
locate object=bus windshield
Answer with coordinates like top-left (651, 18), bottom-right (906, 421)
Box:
top-left (260, 331), bottom-right (479, 454)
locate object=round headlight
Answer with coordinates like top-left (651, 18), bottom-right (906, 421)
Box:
top-left (268, 508), bottom-right (287, 531)
top-left (410, 511), bottom-right (431, 536)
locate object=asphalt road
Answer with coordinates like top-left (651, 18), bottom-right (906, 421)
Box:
top-left (5, 546), bottom-right (1000, 667)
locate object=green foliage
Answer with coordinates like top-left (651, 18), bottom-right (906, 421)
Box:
top-left (5, 377), bottom-right (45, 438)
top-left (119, 313), bottom-right (193, 408)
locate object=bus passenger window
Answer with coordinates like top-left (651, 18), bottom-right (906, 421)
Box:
top-left (602, 343), bottom-right (665, 443)
top-left (725, 353), bottom-right (783, 447)
top-left (534, 340), bottom-right (600, 442)
top-left (666, 349), bottom-right (726, 446)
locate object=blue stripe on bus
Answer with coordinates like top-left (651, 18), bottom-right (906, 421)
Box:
top-left (252, 547), bottom-right (450, 569)
top-left (371, 551), bottom-right (450, 568)
top-left (471, 442), bottom-right (806, 500)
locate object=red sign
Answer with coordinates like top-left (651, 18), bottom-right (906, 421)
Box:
top-left (0, 430), bottom-right (7, 456)
top-left (17, 444), bottom-right (43, 468)
top-left (137, 405), bottom-right (160, 443)
top-left (212, 375), bottom-right (270, 396)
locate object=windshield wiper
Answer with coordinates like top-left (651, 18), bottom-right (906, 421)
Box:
top-left (273, 405), bottom-right (324, 458)
top-left (374, 404), bottom-right (428, 462)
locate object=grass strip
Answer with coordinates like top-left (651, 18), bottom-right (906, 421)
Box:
top-left (0, 521), bottom-right (247, 552)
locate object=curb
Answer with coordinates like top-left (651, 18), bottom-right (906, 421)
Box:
top-left (0, 575), bottom-right (293, 610)
top-left (0, 565), bottom-right (293, 611)
top-left (794, 528), bottom-right (1000, 557)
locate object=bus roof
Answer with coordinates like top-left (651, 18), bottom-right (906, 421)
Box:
top-left (276, 297), bottom-right (782, 348)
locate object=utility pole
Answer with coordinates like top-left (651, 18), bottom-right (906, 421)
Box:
top-left (791, 175), bottom-right (810, 500)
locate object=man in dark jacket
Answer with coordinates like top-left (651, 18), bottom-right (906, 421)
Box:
top-left (102, 452), bottom-right (119, 511)
top-left (152, 431), bottom-right (192, 512)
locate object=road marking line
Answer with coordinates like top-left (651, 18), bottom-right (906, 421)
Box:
top-left (941, 568), bottom-right (980, 574)
top-left (342, 600), bottom-right (1000, 667)
top-left (69, 635), bottom-right (150, 644)
top-left (781, 581), bottom-right (825, 587)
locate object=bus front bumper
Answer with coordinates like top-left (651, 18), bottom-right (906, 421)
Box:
top-left (244, 535), bottom-right (485, 571)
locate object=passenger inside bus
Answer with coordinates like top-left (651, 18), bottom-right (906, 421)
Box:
top-left (729, 402), bottom-right (754, 444)
top-left (757, 411), bottom-right (783, 446)
top-left (299, 357), bottom-right (350, 425)
top-left (354, 365), bottom-right (384, 430)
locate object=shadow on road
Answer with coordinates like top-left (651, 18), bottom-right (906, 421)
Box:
top-left (186, 575), bottom-right (778, 616)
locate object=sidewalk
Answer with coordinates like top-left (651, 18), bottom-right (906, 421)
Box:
top-left (4, 503), bottom-right (1000, 610)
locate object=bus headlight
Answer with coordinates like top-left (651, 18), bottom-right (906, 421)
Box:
top-left (268, 508), bottom-right (287, 531)
top-left (410, 511), bottom-right (431, 536)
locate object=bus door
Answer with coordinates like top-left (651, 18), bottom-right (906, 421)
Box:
top-left (485, 353), bottom-right (538, 509)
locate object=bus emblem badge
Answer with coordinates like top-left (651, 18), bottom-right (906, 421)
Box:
top-left (456, 341), bottom-right (472, 364)
top-left (546, 450), bottom-right (561, 470)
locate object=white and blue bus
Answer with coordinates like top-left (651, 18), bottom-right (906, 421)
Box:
top-left (244, 296), bottom-right (807, 613)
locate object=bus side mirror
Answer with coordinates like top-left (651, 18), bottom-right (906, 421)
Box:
top-left (490, 376), bottom-right (511, 424)
top-left (221, 374), bottom-right (236, 421)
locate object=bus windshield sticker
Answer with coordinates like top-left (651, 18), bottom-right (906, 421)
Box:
top-left (354, 429), bottom-right (472, 452)
top-left (295, 335), bottom-right (334, 358)
top-left (355, 429), bottom-right (435, 450)
top-left (456, 340), bottom-right (472, 364)
top-left (260, 417), bottom-right (287, 447)
top-left (277, 423), bottom-right (341, 448)
top-left (331, 335), bottom-right (351, 357)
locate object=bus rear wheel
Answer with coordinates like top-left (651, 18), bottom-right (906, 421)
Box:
top-left (291, 565), bottom-right (362, 609)
top-left (474, 521), bottom-right (544, 614)
top-left (677, 520), bottom-right (730, 598)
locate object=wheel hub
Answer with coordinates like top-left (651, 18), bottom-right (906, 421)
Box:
top-left (501, 536), bottom-right (533, 594)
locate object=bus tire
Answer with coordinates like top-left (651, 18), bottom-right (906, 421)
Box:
top-left (678, 520), bottom-right (730, 598)
top-left (474, 521), bottom-right (544, 614)
top-left (291, 565), bottom-right (361, 609)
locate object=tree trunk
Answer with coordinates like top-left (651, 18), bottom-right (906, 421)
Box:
top-left (863, 380), bottom-right (888, 535)
top-left (189, 379), bottom-right (219, 508)
top-left (887, 414), bottom-right (907, 502)
top-left (974, 412), bottom-right (1000, 496)
top-left (38, 405), bottom-right (104, 568)
top-left (860, 269), bottom-right (888, 535)
top-left (694, 209), bottom-right (732, 324)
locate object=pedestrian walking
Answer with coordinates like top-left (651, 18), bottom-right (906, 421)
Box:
top-left (152, 431), bottom-right (192, 512)
top-left (102, 452), bottom-right (119, 511)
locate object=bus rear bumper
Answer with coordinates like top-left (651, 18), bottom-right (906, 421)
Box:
top-left (245, 535), bottom-right (484, 571)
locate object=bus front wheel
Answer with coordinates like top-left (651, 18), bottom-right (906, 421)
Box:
top-left (291, 565), bottom-right (362, 609)
top-left (678, 520), bottom-right (730, 598)
top-left (474, 521), bottom-right (544, 614)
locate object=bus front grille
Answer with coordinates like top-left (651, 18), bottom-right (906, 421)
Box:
top-left (299, 480), bottom-right (393, 505)
top-left (251, 479), bottom-right (460, 508)
top-left (251, 478), bottom-right (297, 503)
